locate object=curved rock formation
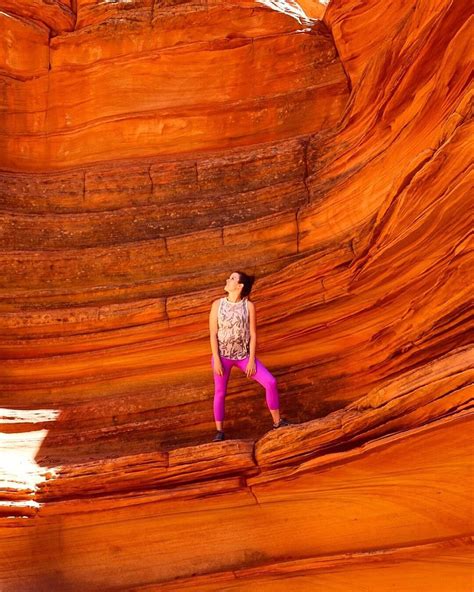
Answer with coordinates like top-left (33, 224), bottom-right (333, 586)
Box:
top-left (0, 0), bottom-right (472, 590)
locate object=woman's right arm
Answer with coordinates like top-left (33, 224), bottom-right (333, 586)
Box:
top-left (209, 300), bottom-right (223, 376)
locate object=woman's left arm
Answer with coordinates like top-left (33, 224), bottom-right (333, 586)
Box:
top-left (246, 300), bottom-right (257, 377)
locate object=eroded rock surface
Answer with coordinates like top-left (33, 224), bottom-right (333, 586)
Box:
top-left (0, 0), bottom-right (472, 590)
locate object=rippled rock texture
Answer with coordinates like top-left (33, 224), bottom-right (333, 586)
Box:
top-left (0, 0), bottom-right (472, 590)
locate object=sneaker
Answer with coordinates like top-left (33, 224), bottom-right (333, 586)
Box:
top-left (273, 418), bottom-right (291, 429)
top-left (213, 430), bottom-right (225, 442)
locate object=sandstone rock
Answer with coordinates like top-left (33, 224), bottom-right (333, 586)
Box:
top-left (0, 0), bottom-right (471, 590)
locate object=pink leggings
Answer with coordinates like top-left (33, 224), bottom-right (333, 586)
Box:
top-left (212, 355), bottom-right (279, 422)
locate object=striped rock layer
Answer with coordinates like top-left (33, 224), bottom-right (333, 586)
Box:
top-left (0, 1), bottom-right (472, 591)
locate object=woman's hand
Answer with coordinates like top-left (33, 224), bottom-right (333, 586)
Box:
top-left (245, 357), bottom-right (256, 378)
top-left (213, 357), bottom-right (224, 376)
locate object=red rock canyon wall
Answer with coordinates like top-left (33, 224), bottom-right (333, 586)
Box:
top-left (0, 0), bottom-right (472, 590)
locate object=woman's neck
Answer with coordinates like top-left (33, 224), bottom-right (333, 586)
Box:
top-left (226, 293), bottom-right (242, 303)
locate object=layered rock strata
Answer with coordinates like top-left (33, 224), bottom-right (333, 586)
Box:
top-left (0, 0), bottom-right (472, 590)
top-left (1, 4), bottom-right (346, 170)
top-left (1, 347), bottom-right (472, 590)
top-left (0, 1), bottom-right (351, 453)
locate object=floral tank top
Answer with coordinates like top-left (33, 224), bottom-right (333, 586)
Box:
top-left (217, 297), bottom-right (250, 360)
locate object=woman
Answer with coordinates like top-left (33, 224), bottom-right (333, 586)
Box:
top-left (209, 271), bottom-right (289, 442)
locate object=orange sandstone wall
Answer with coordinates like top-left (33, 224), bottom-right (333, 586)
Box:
top-left (0, 1), bottom-right (350, 453)
top-left (1, 3), bottom-right (346, 171)
top-left (0, 0), bottom-right (472, 590)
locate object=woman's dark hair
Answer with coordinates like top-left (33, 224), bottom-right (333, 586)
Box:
top-left (236, 271), bottom-right (255, 298)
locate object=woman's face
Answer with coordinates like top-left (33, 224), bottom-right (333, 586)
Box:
top-left (225, 272), bottom-right (242, 294)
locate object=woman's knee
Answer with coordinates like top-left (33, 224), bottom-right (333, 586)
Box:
top-left (264, 373), bottom-right (277, 390)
